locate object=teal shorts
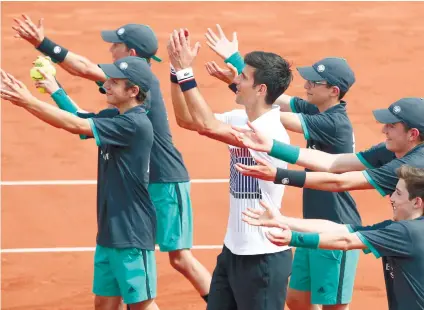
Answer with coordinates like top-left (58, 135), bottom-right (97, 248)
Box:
top-left (93, 245), bottom-right (157, 304)
top-left (148, 182), bottom-right (193, 252)
top-left (289, 247), bottom-right (360, 305)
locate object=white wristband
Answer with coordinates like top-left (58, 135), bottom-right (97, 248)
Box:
top-left (176, 67), bottom-right (194, 83)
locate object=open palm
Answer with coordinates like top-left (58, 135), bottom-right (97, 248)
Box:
top-left (231, 121), bottom-right (273, 153)
top-left (242, 200), bottom-right (283, 228)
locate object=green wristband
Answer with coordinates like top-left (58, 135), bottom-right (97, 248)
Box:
top-left (51, 88), bottom-right (78, 114)
top-left (224, 51), bottom-right (245, 74)
top-left (268, 140), bottom-right (300, 164)
top-left (289, 231), bottom-right (320, 249)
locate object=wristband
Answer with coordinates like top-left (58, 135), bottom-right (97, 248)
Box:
top-left (51, 88), bottom-right (78, 114)
top-left (228, 83), bottom-right (237, 94)
top-left (36, 37), bottom-right (69, 63)
top-left (269, 140), bottom-right (300, 164)
top-left (274, 168), bottom-right (306, 188)
top-left (170, 64), bottom-right (178, 84)
top-left (224, 51), bottom-right (245, 74)
top-left (176, 68), bottom-right (197, 92)
top-left (289, 231), bottom-right (320, 249)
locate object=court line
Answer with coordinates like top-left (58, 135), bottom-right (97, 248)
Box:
top-left (1, 245), bottom-right (223, 254)
top-left (0, 179), bottom-right (229, 186)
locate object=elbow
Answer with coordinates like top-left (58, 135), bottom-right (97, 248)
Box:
top-left (176, 118), bottom-right (197, 131)
top-left (196, 122), bottom-right (216, 137)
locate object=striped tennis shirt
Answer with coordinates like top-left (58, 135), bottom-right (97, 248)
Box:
top-left (215, 105), bottom-right (291, 255)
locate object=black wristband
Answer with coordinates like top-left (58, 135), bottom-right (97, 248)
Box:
top-left (179, 79), bottom-right (197, 92)
top-left (36, 37), bottom-right (69, 63)
top-left (274, 168), bottom-right (306, 188)
top-left (228, 83), bottom-right (237, 94)
top-left (170, 73), bottom-right (178, 84)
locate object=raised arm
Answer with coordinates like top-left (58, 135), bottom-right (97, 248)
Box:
top-left (1, 70), bottom-right (92, 136)
top-left (168, 29), bottom-right (245, 147)
top-left (13, 14), bottom-right (106, 82)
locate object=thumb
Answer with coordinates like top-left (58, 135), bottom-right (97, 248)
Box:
top-left (226, 62), bottom-right (238, 76)
top-left (36, 68), bottom-right (48, 78)
top-left (253, 156), bottom-right (269, 167)
top-left (192, 42), bottom-right (201, 56)
top-left (259, 200), bottom-right (272, 212)
top-left (232, 32), bottom-right (238, 43)
top-left (246, 121), bottom-right (258, 132)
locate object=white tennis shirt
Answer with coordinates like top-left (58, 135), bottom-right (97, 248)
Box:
top-left (215, 105), bottom-right (291, 255)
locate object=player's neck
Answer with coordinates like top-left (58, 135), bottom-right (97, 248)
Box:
top-left (118, 100), bottom-right (139, 114)
top-left (316, 99), bottom-right (340, 112)
top-left (395, 141), bottom-right (422, 158)
top-left (245, 102), bottom-right (272, 122)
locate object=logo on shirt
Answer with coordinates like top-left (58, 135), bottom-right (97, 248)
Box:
top-left (100, 149), bottom-right (110, 161)
top-left (385, 262), bottom-right (394, 279)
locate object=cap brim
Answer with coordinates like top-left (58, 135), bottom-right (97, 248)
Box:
top-left (372, 109), bottom-right (401, 124)
top-left (98, 64), bottom-right (127, 79)
top-left (101, 30), bottom-right (122, 43)
top-left (297, 66), bottom-right (324, 81)
top-left (151, 55), bottom-right (162, 63)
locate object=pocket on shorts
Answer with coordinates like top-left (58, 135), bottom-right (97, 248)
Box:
top-left (315, 249), bottom-right (343, 262)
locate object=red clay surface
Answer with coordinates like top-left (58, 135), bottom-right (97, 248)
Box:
top-left (2, 2), bottom-right (424, 309)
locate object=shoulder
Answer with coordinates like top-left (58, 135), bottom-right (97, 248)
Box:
top-left (215, 109), bottom-right (247, 125)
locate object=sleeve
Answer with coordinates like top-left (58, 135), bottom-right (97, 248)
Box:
top-left (356, 142), bottom-right (395, 169)
top-left (297, 112), bottom-right (338, 142)
top-left (348, 220), bottom-right (414, 259)
top-left (76, 109), bottom-right (119, 140)
top-left (214, 109), bottom-right (247, 125)
top-left (362, 157), bottom-right (402, 197)
top-left (89, 114), bottom-right (136, 147)
top-left (289, 97), bottom-right (319, 114)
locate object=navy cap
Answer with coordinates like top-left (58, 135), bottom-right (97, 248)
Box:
top-left (101, 24), bottom-right (161, 62)
top-left (373, 97), bottom-right (424, 133)
top-left (297, 57), bottom-right (355, 92)
top-left (99, 56), bottom-right (152, 93)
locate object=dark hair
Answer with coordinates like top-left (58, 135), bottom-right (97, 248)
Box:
top-left (396, 165), bottom-right (424, 201)
top-left (125, 80), bottom-right (147, 104)
top-left (326, 84), bottom-right (347, 100)
top-left (244, 51), bottom-right (293, 105)
top-left (402, 123), bottom-right (424, 142)
top-left (123, 44), bottom-right (152, 64)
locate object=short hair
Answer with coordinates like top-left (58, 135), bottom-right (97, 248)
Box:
top-left (326, 84), bottom-right (347, 100)
top-left (396, 165), bottom-right (424, 201)
top-left (401, 123), bottom-right (424, 142)
top-left (125, 80), bottom-right (147, 104)
top-left (244, 51), bottom-right (293, 105)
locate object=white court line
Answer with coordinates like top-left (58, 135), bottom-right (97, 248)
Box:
top-left (1, 245), bottom-right (222, 254)
top-left (0, 179), bottom-right (229, 186)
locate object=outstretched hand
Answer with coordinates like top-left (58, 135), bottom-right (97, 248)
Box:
top-left (205, 61), bottom-right (238, 85)
top-left (12, 14), bottom-right (45, 47)
top-left (167, 28), bottom-right (201, 71)
top-left (231, 121), bottom-right (273, 152)
top-left (205, 24), bottom-right (238, 60)
top-left (1, 69), bottom-right (35, 107)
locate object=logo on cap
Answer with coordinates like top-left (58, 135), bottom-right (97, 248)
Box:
top-left (393, 106), bottom-right (401, 114)
top-left (281, 178), bottom-right (289, 185)
top-left (117, 28), bottom-right (125, 36)
top-left (53, 46), bottom-right (62, 54)
top-left (119, 62), bottom-right (128, 70)
top-left (317, 64), bottom-right (325, 72)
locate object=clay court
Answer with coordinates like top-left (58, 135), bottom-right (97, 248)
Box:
top-left (2, 1), bottom-right (424, 309)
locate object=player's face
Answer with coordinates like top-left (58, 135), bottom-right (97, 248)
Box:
top-left (109, 43), bottom-right (130, 62)
top-left (390, 179), bottom-right (417, 221)
top-left (233, 65), bottom-right (264, 106)
top-left (304, 80), bottom-right (335, 105)
top-left (381, 122), bottom-right (410, 153)
top-left (103, 78), bottom-right (132, 106)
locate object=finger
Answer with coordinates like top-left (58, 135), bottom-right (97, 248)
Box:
top-left (11, 26), bottom-right (30, 38)
top-left (205, 63), bottom-right (214, 75)
top-left (172, 29), bottom-right (181, 50)
top-left (192, 42), bottom-right (201, 56)
top-left (226, 62), bottom-right (238, 76)
top-left (168, 33), bottom-right (176, 51)
top-left (232, 32), bottom-right (238, 43)
top-left (22, 14), bottom-right (38, 33)
top-left (179, 28), bottom-right (187, 48)
top-left (14, 18), bottom-right (34, 37)
top-left (207, 27), bottom-right (220, 42)
top-left (259, 200), bottom-right (273, 212)
top-left (253, 156), bottom-right (269, 167)
top-left (231, 125), bottom-right (250, 133)
top-left (184, 28), bottom-right (190, 46)
top-left (204, 33), bottom-right (217, 46)
top-left (36, 68), bottom-right (48, 79)
top-left (241, 216), bottom-right (259, 226)
top-left (38, 17), bottom-right (44, 29)
top-left (210, 61), bottom-right (223, 73)
top-left (215, 24), bottom-right (226, 39)
top-left (246, 121), bottom-right (258, 132)
top-left (14, 34), bottom-right (23, 39)
top-left (243, 209), bottom-right (260, 219)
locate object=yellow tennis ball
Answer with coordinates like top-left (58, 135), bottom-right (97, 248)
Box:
top-left (30, 56), bottom-right (57, 93)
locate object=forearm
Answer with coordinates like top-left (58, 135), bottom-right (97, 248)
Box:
top-left (318, 232), bottom-right (366, 251)
top-left (280, 112), bottom-right (303, 134)
top-left (50, 88), bottom-right (85, 114)
top-left (23, 97), bottom-right (92, 135)
top-left (59, 52), bottom-right (106, 82)
top-left (170, 83), bottom-right (197, 131)
top-left (304, 170), bottom-right (372, 192)
top-left (275, 94), bottom-right (293, 112)
top-left (281, 216), bottom-right (349, 234)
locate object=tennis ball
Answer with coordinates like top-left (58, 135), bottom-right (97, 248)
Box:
top-left (30, 56), bottom-right (57, 94)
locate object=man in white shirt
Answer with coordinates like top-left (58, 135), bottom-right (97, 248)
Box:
top-left (167, 28), bottom-right (293, 310)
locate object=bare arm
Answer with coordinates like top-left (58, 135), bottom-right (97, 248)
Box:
top-left (274, 94), bottom-right (293, 112)
top-left (170, 82), bottom-right (197, 131)
top-left (297, 150), bottom-right (366, 173)
top-left (304, 170), bottom-right (373, 192)
top-left (59, 52), bottom-right (107, 82)
top-left (183, 87), bottom-right (246, 147)
top-left (280, 112), bottom-right (303, 134)
top-left (24, 97), bottom-right (93, 135)
top-left (280, 216), bottom-right (350, 234)
top-left (318, 232), bottom-right (367, 251)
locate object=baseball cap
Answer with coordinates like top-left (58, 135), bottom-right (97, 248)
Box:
top-left (101, 24), bottom-right (162, 62)
top-left (373, 97), bottom-right (424, 133)
top-left (99, 56), bottom-right (152, 93)
top-left (297, 57), bottom-right (355, 92)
